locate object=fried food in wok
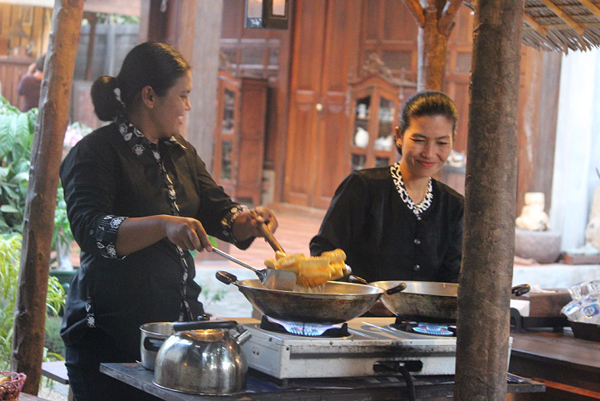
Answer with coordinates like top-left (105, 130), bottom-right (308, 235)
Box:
top-left (264, 249), bottom-right (348, 287)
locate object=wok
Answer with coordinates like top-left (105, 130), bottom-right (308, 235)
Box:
top-left (370, 281), bottom-right (530, 322)
top-left (216, 271), bottom-right (385, 324)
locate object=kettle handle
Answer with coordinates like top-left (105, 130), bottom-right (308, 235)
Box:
top-left (173, 320), bottom-right (238, 332)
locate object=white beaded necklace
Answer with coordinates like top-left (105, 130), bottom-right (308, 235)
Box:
top-left (390, 162), bottom-right (433, 220)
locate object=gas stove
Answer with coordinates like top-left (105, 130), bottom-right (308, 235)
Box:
top-left (236, 317), bottom-right (458, 379)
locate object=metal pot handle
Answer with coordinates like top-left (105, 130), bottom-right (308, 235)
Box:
top-left (143, 337), bottom-right (164, 352)
top-left (511, 284), bottom-right (531, 297)
top-left (173, 320), bottom-right (238, 332)
top-left (216, 270), bottom-right (238, 285)
top-left (386, 282), bottom-right (407, 295)
top-left (348, 275), bottom-right (368, 285)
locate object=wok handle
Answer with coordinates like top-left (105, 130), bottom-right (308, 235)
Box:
top-left (386, 282), bottom-right (407, 295)
top-left (348, 275), bottom-right (369, 285)
top-left (173, 320), bottom-right (238, 332)
top-left (216, 270), bottom-right (238, 285)
top-left (511, 284), bottom-right (530, 297)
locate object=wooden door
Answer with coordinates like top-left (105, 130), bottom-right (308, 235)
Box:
top-left (283, 0), bottom-right (361, 209)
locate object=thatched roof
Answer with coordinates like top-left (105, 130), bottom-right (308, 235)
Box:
top-left (523, 0), bottom-right (600, 52)
top-left (465, 1), bottom-right (600, 52)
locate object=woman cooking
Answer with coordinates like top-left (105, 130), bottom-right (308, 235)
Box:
top-left (60, 42), bottom-right (277, 401)
top-left (310, 91), bottom-right (463, 284)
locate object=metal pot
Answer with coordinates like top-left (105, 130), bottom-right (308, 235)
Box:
top-left (370, 281), bottom-right (530, 322)
top-left (153, 320), bottom-right (251, 395)
top-left (139, 322), bottom-right (174, 371)
top-left (216, 271), bottom-right (385, 324)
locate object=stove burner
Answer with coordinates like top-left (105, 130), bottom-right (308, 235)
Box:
top-left (391, 320), bottom-right (457, 337)
top-left (260, 315), bottom-right (349, 337)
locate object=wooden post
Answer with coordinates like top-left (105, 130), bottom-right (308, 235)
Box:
top-left (84, 12), bottom-right (97, 81)
top-left (404, 0), bottom-right (462, 90)
top-left (11, 0), bottom-right (84, 395)
top-left (454, 0), bottom-right (524, 400)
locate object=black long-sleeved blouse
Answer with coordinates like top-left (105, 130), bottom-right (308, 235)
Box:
top-left (310, 167), bottom-right (464, 283)
top-left (59, 121), bottom-right (250, 360)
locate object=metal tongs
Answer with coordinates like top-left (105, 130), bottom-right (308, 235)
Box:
top-left (212, 248), bottom-right (296, 291)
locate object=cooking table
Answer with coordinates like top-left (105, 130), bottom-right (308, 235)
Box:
top-left (100, 362), bottom-right (544, 400)
top-left (509, 327), bottom-right (600, 400)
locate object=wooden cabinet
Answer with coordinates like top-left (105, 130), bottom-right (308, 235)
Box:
top-left (213, 71), bottom-right (267, 205)
top-left (348, 75), bottom-right (400, 171)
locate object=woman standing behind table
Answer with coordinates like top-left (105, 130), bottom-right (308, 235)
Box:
top-left (60, 42), bottom-right (278, 401)
top-left (310, 91), bottom-right (463, 284)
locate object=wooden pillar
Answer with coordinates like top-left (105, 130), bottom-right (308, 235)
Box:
top-left (179, 0), bottom-right (223, 170)
top-left (84, 12), bottom-right (97, 81)
top-left (418, 3), bottom-right (447, 91)
top-left (136, 0), bottom-right (222, 169)
top-left (11, 0), bottom-right (84, 395)
top-left (454, 0), bottom-right (524, 400)
top-left (404, 0), bottom-right (462, 91)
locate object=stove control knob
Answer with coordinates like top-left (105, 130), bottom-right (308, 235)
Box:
top-left (413, 264), bottom-right (421, 271)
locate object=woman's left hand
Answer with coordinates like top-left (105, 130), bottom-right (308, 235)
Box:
top-left (232, 206), bottom-right (278, 242)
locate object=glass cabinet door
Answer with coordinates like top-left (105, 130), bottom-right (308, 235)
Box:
top-left (353, 96), bottom-right (371, 148)
top-left (220, 140), bottom-right (233, 180)
top-left (222, 89), bottom-right (236, 133)
top-left (375, 97), bottom-right (395, 152)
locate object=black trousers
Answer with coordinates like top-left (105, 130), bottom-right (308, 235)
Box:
top-left (65, 330), bottom-right (160, 401)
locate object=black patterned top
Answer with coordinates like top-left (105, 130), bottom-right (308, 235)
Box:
top-left (310, 166), bottom-right (464, 283)
top-left (59, 120), bottom-right (251, 360)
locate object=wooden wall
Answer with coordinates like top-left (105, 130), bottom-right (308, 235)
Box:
top-left (281, 0), bottom-right (560, 212)
top-left (0, 4), bottom-right (51, 109)
top-left (0, 4), bottom-right (51, 59)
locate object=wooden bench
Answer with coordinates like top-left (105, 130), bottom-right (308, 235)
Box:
top-left (41, 361), bottom-right (73, 401)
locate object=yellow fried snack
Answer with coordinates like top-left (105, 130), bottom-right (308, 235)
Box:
top-left (0, 375), bottom-right (9, 384)
top-left (264, 258), bottom-right (276, 269)
top-left (328, 261), bottom-right (347, 281)
top-left (274, 252), bottom-right (305, 274)
top-left (264, 249), bottom-right (349, 288)
top-left (321, 249), bottom-right (346, 263)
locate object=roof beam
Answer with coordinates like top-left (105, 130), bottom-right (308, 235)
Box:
top-left (541, 0), bottom-right (585, 35)
top-left (523, 13), bottom-right (548, 36)
top-left (579, 0), bottom-right (600, 20)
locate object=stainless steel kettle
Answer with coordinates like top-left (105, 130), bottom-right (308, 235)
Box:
top-left (153, 320), bottom-right (251, 395)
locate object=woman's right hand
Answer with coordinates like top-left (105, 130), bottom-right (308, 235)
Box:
top-left (161, 216), bottom-right (213, 252)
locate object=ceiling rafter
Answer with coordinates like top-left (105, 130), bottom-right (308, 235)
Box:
top-left (524, 13), bottom-right (548, 35)
top-left (578, 0), bottom-right (600, 20)
top-left (541, 0), bottom-right (585, 34)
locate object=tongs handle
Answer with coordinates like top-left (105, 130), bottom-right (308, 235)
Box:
top-left (252, 210), bottom-right (285, 253)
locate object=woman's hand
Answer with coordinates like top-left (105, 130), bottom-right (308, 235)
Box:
top-left (162, 216), bottom-right (213, 252)
top-left (232, 206), bottom-right (278, 242)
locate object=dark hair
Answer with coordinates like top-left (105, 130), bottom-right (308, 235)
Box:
top-left (35, 54), bottom-right (45, 72)
top-left (396, 90), bottom-right (458, 154)
top-left (91, 42), bottom-right (191, 122)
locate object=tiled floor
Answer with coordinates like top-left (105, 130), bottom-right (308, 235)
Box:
top-left (194, 205), bottom-right (326, 318)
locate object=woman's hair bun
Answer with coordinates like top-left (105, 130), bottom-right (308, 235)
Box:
top-left (91, 75), bottom-right (124, 121)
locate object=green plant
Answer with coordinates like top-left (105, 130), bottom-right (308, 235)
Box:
top-left (0, 95), bottom-right (74, 254)
top-left (0, 233), bottom-right (67, 371)
top-left (0, 97), bottom-right (36, 234)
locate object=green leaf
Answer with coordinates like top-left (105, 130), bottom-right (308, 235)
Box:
top-left (0, 205), bottom-right (18, 213)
